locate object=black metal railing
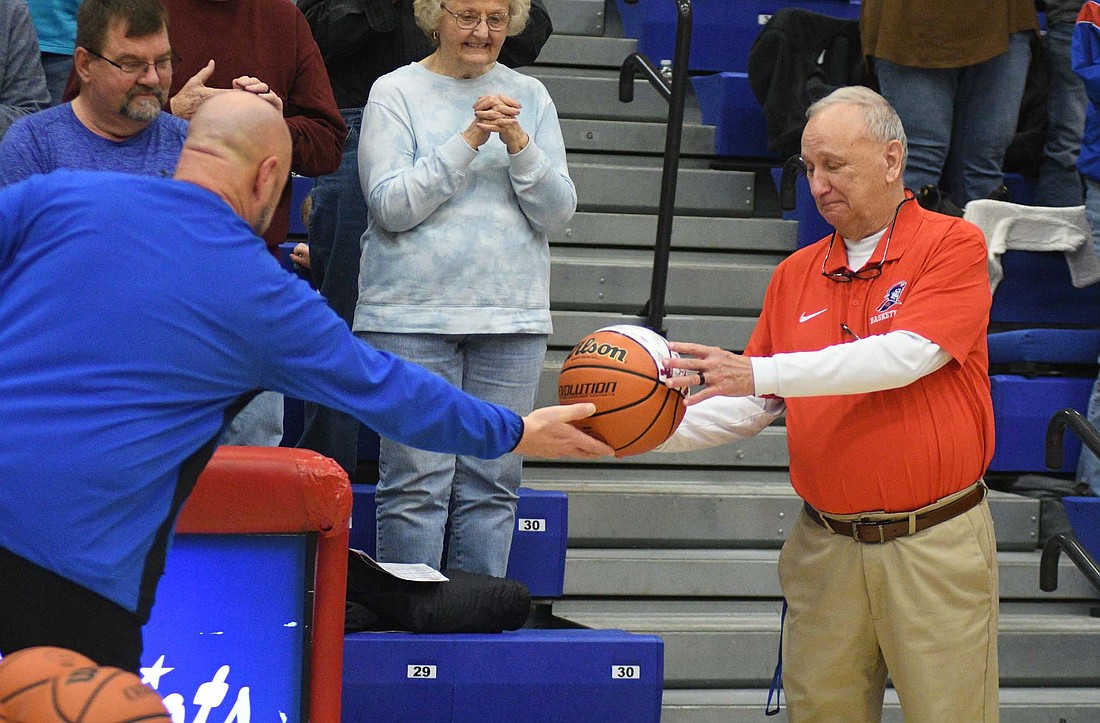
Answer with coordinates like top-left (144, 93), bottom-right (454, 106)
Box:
top-left (618, 0), bottom-right (692, 336)
top-left (1046, 407), bottom-right (1100, 470)
top-left (1040, 533), bottom-right (1100, 599)
top-left (778, 153), bottom-right (807, 213)
top-left (1041, 408), bottom-right (1100, 606)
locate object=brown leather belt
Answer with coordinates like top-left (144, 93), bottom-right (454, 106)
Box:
top-left (803, 484), bottom-right (986, 544)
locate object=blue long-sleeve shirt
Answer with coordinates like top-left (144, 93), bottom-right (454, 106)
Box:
top-left (0, 170), bottom-right (522, 617)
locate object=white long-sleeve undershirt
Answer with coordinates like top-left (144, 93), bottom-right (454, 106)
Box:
top-left (658, 330), bottom-right (952, 453)
top-left (752, 330), bottom-right (952, 397)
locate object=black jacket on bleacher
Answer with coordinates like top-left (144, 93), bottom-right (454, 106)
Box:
top-left (747, 8), bottom-right (872, 159)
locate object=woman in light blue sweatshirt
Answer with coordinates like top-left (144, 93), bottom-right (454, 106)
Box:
top-left (354, 0), bottom-right (575, 576)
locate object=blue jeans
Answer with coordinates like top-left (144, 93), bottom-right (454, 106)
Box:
top-left (1035, 22), bottom-right (1087, 207)
top-left (360, 332), bottom-right (546, 576)
top-left (220, 390), bottom-right (284, 447)
top-left (875, 32), bottom-right (1032, 206)
top-left (296, 108), bottom-right (370, 475)
top-left (39, 53), bottom-right (71, 107)
top-left (1079, 376), bottom-right (1100, 496)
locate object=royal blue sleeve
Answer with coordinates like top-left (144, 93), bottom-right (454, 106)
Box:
top-left (246, 267), bottom-right (524, 459)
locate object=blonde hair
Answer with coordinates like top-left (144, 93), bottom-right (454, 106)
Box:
top-left (413, 0), bottom-right (531, 43)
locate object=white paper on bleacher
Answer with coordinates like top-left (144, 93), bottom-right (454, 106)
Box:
top-left (350, 547), bottom-right (449, 582)
top-left (963, 199), bottom-right (1100, 293)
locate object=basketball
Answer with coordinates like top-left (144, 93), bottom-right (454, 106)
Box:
top-left (558, 325), bottom-right (687, 456)
top-left (1, 659), bottom-right (170, 723)
top-left (0, 647), bottom-right (95, 703)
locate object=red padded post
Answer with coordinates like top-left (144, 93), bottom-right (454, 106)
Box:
top-left (176, 446), bottom-right (352, 723)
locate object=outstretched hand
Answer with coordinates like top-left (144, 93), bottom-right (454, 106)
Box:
top-left (663, 341), bottom-right (755, 405)
top-left (514, 404), bottom-right (615, 459)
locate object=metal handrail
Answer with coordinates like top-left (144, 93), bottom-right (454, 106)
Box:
top-left (1045, 407), bottom-right (1100, 470)
top-left (778, 154), bottom-right (807, 212)
top-left (618, 0), bottom-right (692, 336)
top-left (1041, 409), bottom-right (1100, 605)
top-left (1040, 533), bottom-right (1100, 596)
top-left (618, 53), bottom-right (670, 103)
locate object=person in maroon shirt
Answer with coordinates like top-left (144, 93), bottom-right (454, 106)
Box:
top-left (163, 0), bottom-right (344, 251)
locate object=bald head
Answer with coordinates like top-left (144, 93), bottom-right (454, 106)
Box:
top-left (184, 91), bottom-right (290, 168)
top-left (174, 91), bottom-right (292, 234)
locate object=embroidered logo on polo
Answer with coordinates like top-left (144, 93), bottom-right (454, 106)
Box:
top-left (869, 280), bottom-right (907, 324)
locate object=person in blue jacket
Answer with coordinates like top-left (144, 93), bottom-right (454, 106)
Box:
top-left (0, 90), bottom-right (612, 673)
top-left (1074, 0), bottom-right (1100, 496)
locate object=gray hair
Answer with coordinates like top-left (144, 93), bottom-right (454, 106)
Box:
top-left (413, 0), bottom-right (531, 43)
top-left (807, 86), bottom-right (908, 172)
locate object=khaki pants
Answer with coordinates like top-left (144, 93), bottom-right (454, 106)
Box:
top-left (777, 496), bottom-right (999, 722)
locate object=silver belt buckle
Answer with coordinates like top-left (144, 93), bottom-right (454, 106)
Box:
top-left (852, 518), bottom-right (887, 543)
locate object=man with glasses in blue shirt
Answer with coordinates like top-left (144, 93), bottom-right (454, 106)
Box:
top-left (0, 0), bottom-right (186, 184)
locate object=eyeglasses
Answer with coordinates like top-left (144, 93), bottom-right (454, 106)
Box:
top-left (440, 3), bottom-right (510, 31)
top-left (83, 47), bottom-right (178, 77)
top-left (821, 196), bottom-right (914, 282)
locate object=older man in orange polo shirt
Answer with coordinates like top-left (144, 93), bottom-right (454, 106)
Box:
top-left (661, 85), bottom-right (997, 722)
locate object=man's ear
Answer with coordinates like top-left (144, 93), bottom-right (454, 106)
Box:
top-left (253, 155), bottom-right (284, 203)
top-left (73, 47), bottom-right (95, 85)
top-left (884, 139), bottom-right (904, 184)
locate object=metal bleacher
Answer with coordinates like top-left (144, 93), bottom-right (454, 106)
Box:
top-left (523, 1), bottom-right (1100, 720)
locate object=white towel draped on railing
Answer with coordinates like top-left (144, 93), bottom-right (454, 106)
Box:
top-left (963, 199), bottom-right (1100, 292)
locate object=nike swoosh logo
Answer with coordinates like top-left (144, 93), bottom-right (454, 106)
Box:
top-left (799, 309), bottom-right (828, 323)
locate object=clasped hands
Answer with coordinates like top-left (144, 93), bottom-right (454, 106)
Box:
top-left (462, 94), bottom-right (529, 154)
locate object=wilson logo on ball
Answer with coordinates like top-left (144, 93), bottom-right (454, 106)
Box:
top-left (566, 336), bottom-right (629, 364)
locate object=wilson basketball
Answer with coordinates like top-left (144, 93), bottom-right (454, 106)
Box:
top-left (558, 325), bottom-right (687, 456)
top-left (2, 662), bottom-right (170, 723)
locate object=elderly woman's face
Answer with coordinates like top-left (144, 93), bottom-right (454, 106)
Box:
top-left (436, 0), bottom-right (511, 75)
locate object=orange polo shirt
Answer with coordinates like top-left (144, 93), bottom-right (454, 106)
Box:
top-left (745, 198), bottom-right (995, 514)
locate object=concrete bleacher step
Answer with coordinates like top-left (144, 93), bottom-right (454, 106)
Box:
top-left (560, 117), bottom-right (716, 156)
top-left (537, 33), bottom-right (638, 67)
top-left (661, 688), bottom-right (1100, 723)
top-left (549, 601), bottom-right (1100, 688)
top-left (521, 66), bottom-right (706, 123)
top-left (549, 310), bottom-right (762, 352)
top-left (526, 404), bottom-right (790, 467)
top-left (548, 248), bottom-right (771, 314)
top-left (520, 474), bottom-right (1042, 551)
top-left (559, 548), bottom-right (1100, 601)
top-left (568, 161), bottom-right (754, 216)
top-left (543, 0), bottom-right (607, 36)
top-left (550, 211), bottom-right (797, 252)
